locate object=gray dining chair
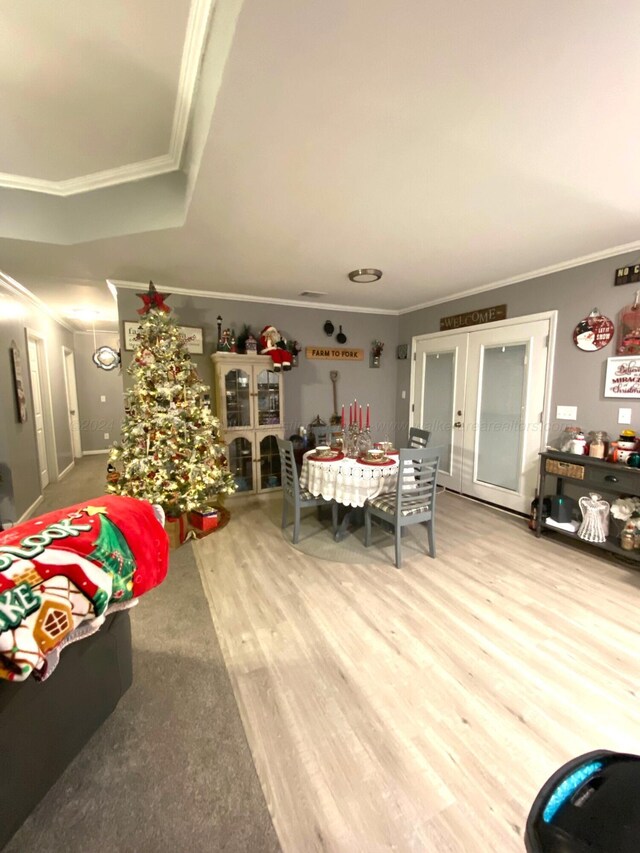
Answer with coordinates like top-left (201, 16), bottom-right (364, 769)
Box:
top-left (277, 437), bottom-right (337, 543)
top-left (364, 447), bottom-right (440, 568)
top-left (408, 426), bottom-right (431, 449)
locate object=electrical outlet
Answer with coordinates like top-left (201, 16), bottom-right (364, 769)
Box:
top-left (100, 395), bottom-right (106, 402)
top-left (104, 432), bottom-right (110, 440)
top-left (556, 405), bottom-right (577, 420)
top-left (618, 408), bottom-right (633, 425)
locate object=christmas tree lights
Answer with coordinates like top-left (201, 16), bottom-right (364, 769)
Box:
top-left (108, 283), bottom-right (236, 515)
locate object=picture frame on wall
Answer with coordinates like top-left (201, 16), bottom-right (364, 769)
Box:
top-left (604, 356), bottom-right (640, 398)
top-left (10, 340), bottom-right (28, 423)
top-left (123, 322), bottom-right (204, 354)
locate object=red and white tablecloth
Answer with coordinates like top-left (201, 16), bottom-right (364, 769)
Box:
top-left (300, 452), bottom-right (399, 508)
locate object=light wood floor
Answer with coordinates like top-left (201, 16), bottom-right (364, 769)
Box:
top-left (195, 492), bottom-right (640, 852)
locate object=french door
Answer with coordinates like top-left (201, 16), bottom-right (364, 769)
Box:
top-left (412, 314), bottom-right (554, 513)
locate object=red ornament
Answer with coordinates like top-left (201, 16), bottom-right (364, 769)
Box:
top-left (136, 281), bottom-right (171, 315)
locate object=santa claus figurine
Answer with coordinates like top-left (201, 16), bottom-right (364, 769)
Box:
top-left (259, 326), bottom-right (293, 371)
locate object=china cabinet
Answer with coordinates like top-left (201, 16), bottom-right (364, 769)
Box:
top-left (211, 353), bottom-right (284, 494)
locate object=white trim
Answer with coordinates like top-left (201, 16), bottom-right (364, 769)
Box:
top-left (108, 279), bottom-right (399, 316)
top-left (0, 0), bottom-right (217, 197)
top-left (57, 460), bottom-right (75, 481)
top-left (0, 270), bottom-right (74, 331)
top-left (411, 310), bottom-right (558, 344)
top-left (109, 239), bottom-right (640, 317)
top-left (82, 449), bottom-right (110, 456)
top-left (26, 328), bottom-right (60, 482)
top-left (62, 346), bottom-right (83, 458)
top-left (398, 240), bottom-right (640, 315)
top-left (17, 495), bottom-right (44, 524)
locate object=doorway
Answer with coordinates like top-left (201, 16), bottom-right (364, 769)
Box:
top-left (26, 334), bottom-right (51, 489)
top-left (63, 348), bottom-right (82, 458)
top-left (411, 312), bottom-right (556, 513)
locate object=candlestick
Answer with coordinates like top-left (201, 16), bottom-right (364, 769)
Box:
top-left (366, 404), bottom-right (370, 429)
top-left (359, 405), bottom-right (363, 430)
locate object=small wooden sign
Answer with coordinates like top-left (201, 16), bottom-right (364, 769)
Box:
top-left (615, 264), bottom-right (640, 286)
top-left (305, 346), bottom-right (364, 361)
top-left (440, 304), bottom-right (507, 331)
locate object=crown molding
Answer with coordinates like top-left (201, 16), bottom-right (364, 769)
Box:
top-left (0, 270), bottom-right (75, 332)
top-left (398, 239), bottom-right (640, 315)
top-left (0, 0), bottom-right (216, 197)
top-left (108, 280), bottom-right (400, 315)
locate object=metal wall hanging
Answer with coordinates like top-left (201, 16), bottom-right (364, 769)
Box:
top-left (573, 309), bottom-right (614, 351)
top-left (93, 345), bottom-right (121, 371)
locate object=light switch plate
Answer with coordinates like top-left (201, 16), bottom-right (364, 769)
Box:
top-left (401, 390), bottom-right (406, 399)
top-left (100, 395), bottom-right (106, 402)
top-left (618, 408), bottom-right (633, 425)
top-left (556, 405), bottom-right (577, 420)
top-left (104, 433), bottom-right (110, 440)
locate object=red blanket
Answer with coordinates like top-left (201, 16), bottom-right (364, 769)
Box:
top-left (0, 496), bottom-right (168, 681)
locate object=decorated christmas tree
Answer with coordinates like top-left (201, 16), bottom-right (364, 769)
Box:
top-left (108, 282), bottom-right (236, 515)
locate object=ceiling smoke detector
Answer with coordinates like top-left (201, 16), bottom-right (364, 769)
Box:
top-left (348, 269), bottom-right (382, 283)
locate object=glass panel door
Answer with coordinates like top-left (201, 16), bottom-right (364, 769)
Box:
top-left (259, 434), bottom-right (281, 490)
top-left (475, 344), bottom-right (527, 491)
top-left (224, 370), bottom-right (251, 428)
top-left (227, 436), bottom-right (254, 492)
top-left (421, 352), bottom-right (455, 474)
top-left (256, 369), bottom-right (281, 427)
top-left (412, 333), bottom-right (467, 490)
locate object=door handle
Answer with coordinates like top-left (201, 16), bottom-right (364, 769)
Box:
top-left (454, 422), bottom-right (463, 428)
top-left (604, 475), bottom-right (618, 483)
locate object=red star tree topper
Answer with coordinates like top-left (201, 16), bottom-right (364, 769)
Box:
top-left (136, 280), bottom-right (171, 315)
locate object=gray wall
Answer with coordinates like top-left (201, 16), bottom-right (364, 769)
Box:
top-left (0, 293), bottom-right (74, 522)
top-left (117, 289), bottom-right (400, 443)
top-left (73, 331), bottom-right (125, 453)
top-left (397, 248), bottom-right (640, 445)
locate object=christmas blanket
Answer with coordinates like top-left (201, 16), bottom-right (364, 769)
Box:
top-left (0, 496), bottom-right (169, 682)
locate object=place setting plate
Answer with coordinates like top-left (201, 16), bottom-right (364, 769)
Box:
top-left (308, 448), bottom-right (344, 462)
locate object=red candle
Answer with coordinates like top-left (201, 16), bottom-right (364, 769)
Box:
top-left (359, 405), bottom-right (363, 430)
top-left (341, 405), bottom-right (345, 428)
top-left (366, 404), bottom-right (370, 429)
top-left (349, 404), bottom-right (353, 425)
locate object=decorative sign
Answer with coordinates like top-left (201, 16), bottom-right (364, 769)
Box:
top-left (604, 356), bottom-right (640, 398)
top-left (305, 346), bottom-right (364, 361)
top-left (615, 264), bottom-right (640, 286)
top-left (573, 309), bottom-right (614, 351)
top-left (440, 304), bottom-right (507, 331)
top-left (10, 340), bottom-right (27, 423)
top-left (396, 344), bottom-right (408, 360)
top-left (124, 322), bottom-right (204, 354)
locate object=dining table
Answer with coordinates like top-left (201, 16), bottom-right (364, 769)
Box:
top-left (299, 449), bottom-right (400, 541)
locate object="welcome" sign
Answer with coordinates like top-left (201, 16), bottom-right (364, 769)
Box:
top-left (440, 304), bottom-right (507, 331)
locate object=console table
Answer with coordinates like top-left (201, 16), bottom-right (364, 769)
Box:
top-left (536, 451), bottom-right (640, 561)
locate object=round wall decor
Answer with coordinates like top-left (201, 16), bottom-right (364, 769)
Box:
top-left (573, 309), bottom-right (614, 351)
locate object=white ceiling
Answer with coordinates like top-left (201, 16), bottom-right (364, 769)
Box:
top-left (2, 0), bottom-right (640, 328)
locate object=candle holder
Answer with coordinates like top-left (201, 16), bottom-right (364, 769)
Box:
top-left (356, 428), bottom-right (373, 457)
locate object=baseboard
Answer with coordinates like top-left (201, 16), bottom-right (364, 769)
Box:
top-left (82, 449), bottom-right (110, 456)
top-left (57, 460), bottom-right (75, 481)
top-left (17, 494), bottom-right (44, 524)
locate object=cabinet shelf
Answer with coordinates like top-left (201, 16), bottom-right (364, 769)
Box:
top-left (542, 520), bottom-right (640, 561)
top-left (536, 451), bottom-right (640, 564)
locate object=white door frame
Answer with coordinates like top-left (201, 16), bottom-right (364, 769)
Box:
top-left (409, 310), bottom-right (557, 497)
top-left (62, 347), bottom-right (82, 458)
top-left (25, 329), bottom-right (59, 483)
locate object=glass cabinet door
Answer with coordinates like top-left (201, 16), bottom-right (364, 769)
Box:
top-left (259, 434), bottom-right (281, 490)
top-left (227, 436), bottom-right (254, 492)
top-left (224, 369), bottom-right (251, 428)
top-left (256, 369), bottom-right (282, 427)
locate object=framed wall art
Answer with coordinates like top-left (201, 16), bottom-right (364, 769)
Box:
top-left (123, 322), bottom-right (204, 354)
top-left (604, 356), bottom-right (640, 398)
top-left (10, 340), bottom-right (28, 423)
